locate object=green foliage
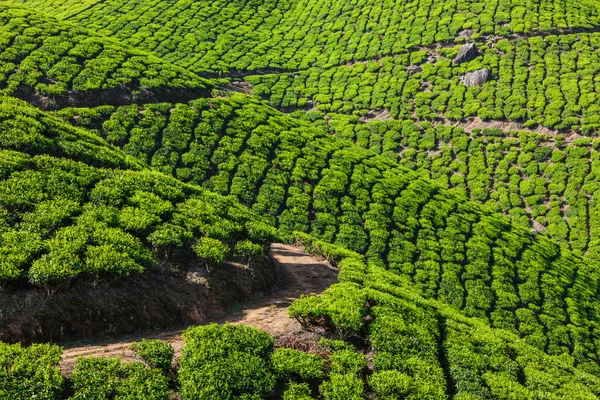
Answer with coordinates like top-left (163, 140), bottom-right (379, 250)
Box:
top-left (71, 357), bottom-right (169, 400)
top-left (329, 350), bottom-right (366, 375)
top-left (55, 95), bottom-right (600, 371)
top-left (178, 324), bottom-right (276, 400)
top-left (2, 2), bottom-right (600, 396)
top-left (0, 3), bottom-right (211, 98)
top-left (22, 0), bottom-right (600, 74)
top-left (131, 339), bottom-right (174, 371)
top-left (319, 373), bottom-right (364, 400)
top-left (193, 237), bottom-right (229, 264)
top-left (292, 254), bottom-right (600, 399)
top-left (283, 382), bottom-right (313, 400)
top-left (0, 342), bottom-right (64, 400)
top-left (271, 348), bottom-right (325, 381)
top-left (234, 240), bottom-right (264, 258)
top-left (318, 345), bottom-right (366, 400)
top-left (288, 282), bottom-right (367, 339)
top-left (369, 370), bottom-right (413, 399)
top-left (0, 97), bottom-right (274, 290)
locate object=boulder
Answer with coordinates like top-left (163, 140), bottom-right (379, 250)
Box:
top-left (457, 29), bottom-right (475, 39)
top-left (453, 43), bottom-right (480, 64)
top-left (461, 68), bottom-right (491, 86)
top-left (406, 65), bottom-right (422, 75)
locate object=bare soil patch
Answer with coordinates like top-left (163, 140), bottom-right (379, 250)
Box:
top-left (0, 254), bottom-right (277, 345)
top-left (13, 86), bottom-right (212, 111)
top-left (58, 243), bottom-right (338, 373)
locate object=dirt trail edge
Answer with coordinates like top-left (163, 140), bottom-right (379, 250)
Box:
top-left (59, 243), bottom-right (337, 372)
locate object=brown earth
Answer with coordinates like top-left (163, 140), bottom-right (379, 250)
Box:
top-left (13, 85), bottom-right (212, 111)
top-left (0, 251), bottom-right (278, 344)
top-left (58, 243), bottom-right (338, 373)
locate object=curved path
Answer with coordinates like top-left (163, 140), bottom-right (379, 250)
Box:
top-left (59, 243), bottom-right (337, 373)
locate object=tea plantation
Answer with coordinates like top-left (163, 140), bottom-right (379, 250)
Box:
top-left (2, 0), bottom-right (600, 398)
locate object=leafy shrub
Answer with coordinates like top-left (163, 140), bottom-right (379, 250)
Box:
top-left (178, 324), bottom-right (276, 399)
top-left (319, 373), bottom-right (364, 400)
top-left (131, 339), bottom-right (174, 371)
top-left (329, 350), bottom-right (366, 375)
top-left (288, 282), bottom-right (367, 339)
top-left (369, 370), bottom-right (413, 399)
top-left (71, 357), bottom-right (169, 400)
top-left (283, 382), bottom-right (313, 400)
top-left (193, 237), bottom-right (229, 264)
top-left (271, 348), bottom-right (325, 380)
top-left (234, 240), bottom-right (264, 258)
top-left (0, 343), bottom-right (64, 400)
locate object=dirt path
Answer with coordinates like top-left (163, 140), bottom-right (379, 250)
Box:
top-left (59, 243), bottom-right (337, 372)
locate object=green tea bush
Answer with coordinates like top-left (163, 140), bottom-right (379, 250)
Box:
top-left (23, 0), bottom-right (600, 74)
top-left (329, 350), bottom-right (367, 375)
top-left (271, 348), bottom-right (325, 381)
top-left (283, 382), bottom-right (313, 400)
top-left (0, 342), bottom-right (64, 400)
top-left (131, 339), bottom-right (174, 372)
top-left (319, 373), bottom-right (364, 400)
top-left (71, 357), bottom-right (169, 400)
top-left (178, 324), bottom-right (276, 399)
top-left (0, 97), bottom-right (276, 290)
top-left (57, 95), bottom-right (600, 369)
top-left (369, 370), bottom-right (413, 399)
top-left (0, 4), bottom-right (211, 99)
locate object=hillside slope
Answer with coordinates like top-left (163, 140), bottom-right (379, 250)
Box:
top-left (0, 95), bottom-right (276, 290)
top-left (0, 3), bottom-right (213, 108)
top-left (290, 238), bottom-right (600, 399)
top-left (3, 0), bottom-right (600, 397)
top-left (50, 94), bottom-right (600, 374)
top-left (13, 0), bottom-right (600, 73)
top-left (57, 102), bottom-right (600, 260)
top-left (245, 31), bottom-right (600, 133)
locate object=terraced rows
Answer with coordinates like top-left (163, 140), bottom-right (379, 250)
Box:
top-left (0, 4), bottom-right (212, 106)
top-left (246, 31), bottom-right (600, 134)
top-left (322, 118), bottom-right (600, 259)
top-left (0, 96), bottom-right (275, 287)
top-left (56, 95), bottom-right (600, 372)
top-left (4, 0), bottom-right (600, 397)
top-left (290, 238), bottom-right (600, 398)
top-left (14, 0), bottom-right (600, 73)
top-left (57, 99), bottom-right (600, 259)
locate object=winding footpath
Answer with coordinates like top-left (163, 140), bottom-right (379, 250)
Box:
top-left (59, 244), bottom-right (338, 373)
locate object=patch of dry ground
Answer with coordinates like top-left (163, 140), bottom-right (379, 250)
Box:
top-left (59, 243), bottom-right (337, 373)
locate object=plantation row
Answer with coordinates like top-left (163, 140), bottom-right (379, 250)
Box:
top-left (15, 0), bottom-right (600, 74)
top-left (57, 99), bottom-right (600, 259)
top-left (0, 4), bottom-right (211, 100)
top-left (317, 117), bottom-right (600, 259)
top-left (290, 237), bottom-right (600, 399)
top-left (247, 32), bottom-right (600, 134)
top-left (0, 97), bottom-right (276, 290)
top-left (2, 324), bottom-right (361, 399)
top-left (5, 240), bottom-right (600, 399)
top-left (57, 95), bottom-right (600, 371)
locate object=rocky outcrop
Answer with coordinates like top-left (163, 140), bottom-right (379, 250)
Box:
top-left (453, 43), bottom-right (480, 64)
top-left (461, 68), bottom-right (491, 86)
top-left (457, 29), bottom-right (475, 39)
top-left (406, 65), bottom-right (422, 75)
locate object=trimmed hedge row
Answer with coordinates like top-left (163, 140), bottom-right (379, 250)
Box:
top-left (0, 97), bottom-right (277, 290)
top-left (18, 0), bottom-right (600, 73)
top-left (247, 32), bottom-right (600, 134)
top-left (52, 95), bottom-right (600, 370)
top-left (0, 4), bottom-right (212, 100)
